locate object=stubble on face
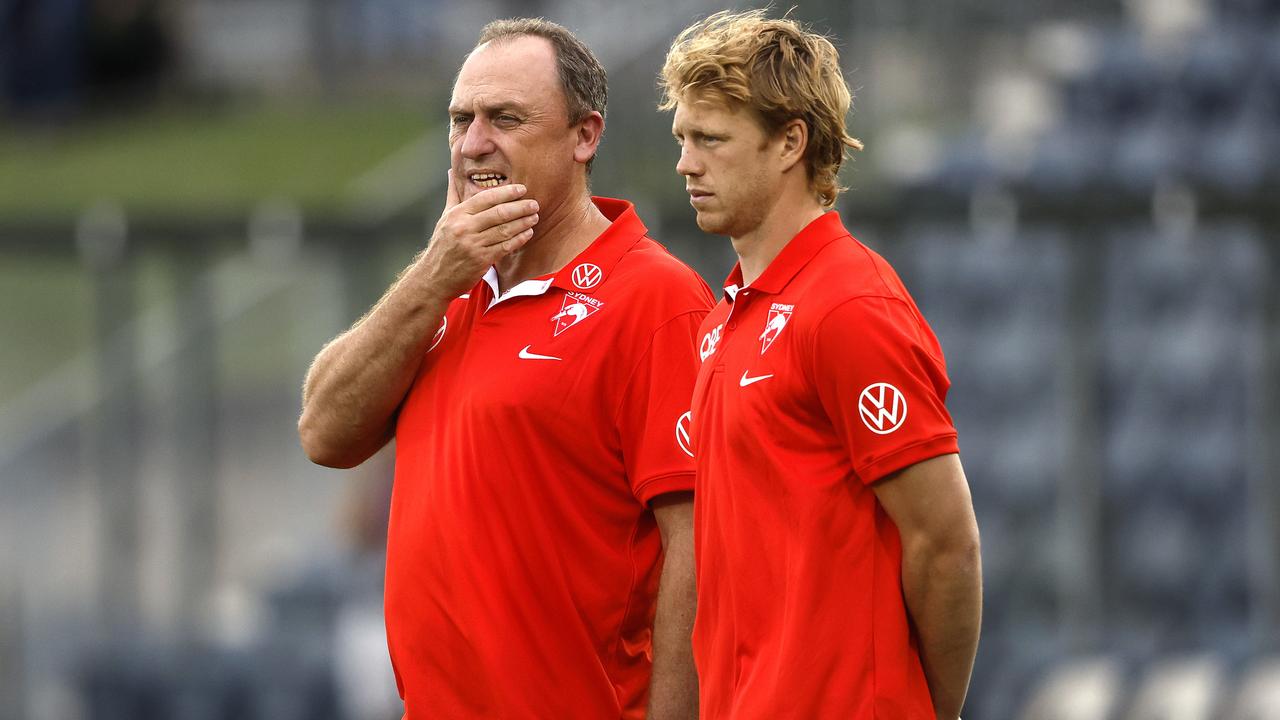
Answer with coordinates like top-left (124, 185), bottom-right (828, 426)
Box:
top-left (694, 160), bottom-right (772, 238)
top-left (680, 102), bottom-right (777, 240)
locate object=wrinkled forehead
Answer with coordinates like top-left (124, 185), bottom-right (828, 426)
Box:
top-left (450, 35), bottom-right (564, 112)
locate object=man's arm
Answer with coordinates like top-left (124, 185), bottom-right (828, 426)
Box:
top-left (647, 491), bottom-right (698, 720)
top-left (298, 180), bottom-right (539, 468)
top-left (872, 453), bottom-right (982, 720)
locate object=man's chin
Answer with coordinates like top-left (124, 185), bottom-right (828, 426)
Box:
top-left (694, 211), bottom-right (730, 236)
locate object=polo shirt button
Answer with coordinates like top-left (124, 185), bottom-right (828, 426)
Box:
top-left (728, 322), bottom-right (737, 330)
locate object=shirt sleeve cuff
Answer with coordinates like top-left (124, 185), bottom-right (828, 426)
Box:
top-left (856, 434), bottom-right (959, 485)
top-left (633, 471), bottom-right (695, 505)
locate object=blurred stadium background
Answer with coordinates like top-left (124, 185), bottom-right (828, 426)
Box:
top-left (2, 0), bottom-right (1279, 718)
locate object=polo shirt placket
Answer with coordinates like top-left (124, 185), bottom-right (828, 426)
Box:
top-left (690, 211), bottom-right (957, 720)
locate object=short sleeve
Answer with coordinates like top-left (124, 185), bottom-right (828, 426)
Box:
top-left (810, 296), bottom-right (959, 484)
top-left (616, 309), bottom-right (709, 504)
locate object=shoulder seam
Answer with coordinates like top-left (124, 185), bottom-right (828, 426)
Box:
top-left (809, 293), bottom-right (916, 332)
top-left (613, 241), bottom-right (714, 294)
top-left (611, 309), bottom-right (710, 427)
top-left (802, 294), bottom-right (938, 389)
top-left (851, 239), bottom-right (901, 299)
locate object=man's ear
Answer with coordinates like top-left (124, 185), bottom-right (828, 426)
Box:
top-left (778, 117), bottom-right (808, 173)
top-left (573, 111), bottom-right (605, 164)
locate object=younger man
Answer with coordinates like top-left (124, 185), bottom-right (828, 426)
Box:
top-left (661, 11), bottom-right (982, 719)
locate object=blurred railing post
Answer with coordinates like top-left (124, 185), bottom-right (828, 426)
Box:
top-left (170, 237), bottom-right (220, 635)
top-left (310, 0), bottom-right (340, 96)
top-left (1058, 226), bottom-right (1105, 652)
top-left (0, 579), bottom-right (21, 720)
top-left (1252, 219), bottom-right (1280, 649)
top-left (76, 202), bottom-right (141, 637)
top-left (340, 229), bottom-right (392, 330)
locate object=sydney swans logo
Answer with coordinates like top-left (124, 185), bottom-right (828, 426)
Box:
top-left (759, 303), bottom-right (793, 354)
top-left (551, 292), bottom-right (603, 336)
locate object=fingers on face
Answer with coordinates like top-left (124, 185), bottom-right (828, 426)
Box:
top-left (445, 170), bottom-right (462, 209)
top-left (499, 228), bottom-right (535, 256)
top-left (473, 197), bottom-right (538, 229)
top-left (441, 183), bottom-right (538, 258)
top-left (463, 183), bottom-right (528, 213)
top-left (482, 212), bottom-right (539, 248)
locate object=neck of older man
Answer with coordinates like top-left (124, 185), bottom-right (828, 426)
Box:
top-left (494, 189), bottom-right (611, 294)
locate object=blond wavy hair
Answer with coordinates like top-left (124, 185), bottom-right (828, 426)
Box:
top-left (659, 9), bottom-right (863, 207)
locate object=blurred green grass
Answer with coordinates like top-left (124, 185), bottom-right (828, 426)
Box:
top-left (0, 103), bottom-right (430, 410)
top-left (0, 258), bottom-right (93, 405)
top-left (0, 102), bottom-right (431, 218)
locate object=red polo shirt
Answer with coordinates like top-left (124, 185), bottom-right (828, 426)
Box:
top-left (690, 211), bottom-right (958, 719)
top-left (385, 197), bottom-right (712, 719)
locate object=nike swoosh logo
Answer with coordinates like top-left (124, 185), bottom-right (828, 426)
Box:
top-left (739, 371), bottom-right (774, 387)
top-left (519, 345), bottom-right (562, 361)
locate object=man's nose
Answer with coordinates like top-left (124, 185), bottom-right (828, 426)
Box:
top-left (460, 120), bottom-right (496, 159)
top-left (676, 146), bottom-right (701, 176)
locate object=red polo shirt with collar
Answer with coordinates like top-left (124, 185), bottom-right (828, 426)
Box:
top-left (689, 211), bottom-right (958, 719)
top-left (386, 197), bottom-right (714, 719)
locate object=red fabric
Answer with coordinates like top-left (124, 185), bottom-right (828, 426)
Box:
top-left (689, 211), bottom-right (958, 719)
top-left (386, 198), bottom-right (713, 718)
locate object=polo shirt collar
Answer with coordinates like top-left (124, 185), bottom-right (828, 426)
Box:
top-left (480, 267), bottom-right (553, 308)
top-left (480, 197), bottom-right (647, 308)
top-left (548, 196), bottom-right (647, 295)
top-left (721, 210), bottom-right (849, 299)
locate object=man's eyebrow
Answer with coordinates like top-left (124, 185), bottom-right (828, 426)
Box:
top-left (448, 101), bottom-right (531, 116)
top-left (485, 101), bottom-right (532, 116)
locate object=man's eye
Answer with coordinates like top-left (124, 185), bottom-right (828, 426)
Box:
top-left (495, 114), bottom-right (520, 126)
top-left (450, 115), bottom-right (471, 128)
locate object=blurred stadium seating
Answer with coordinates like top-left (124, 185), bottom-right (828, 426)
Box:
top-left (1, 0), bottom-right (1278, 718)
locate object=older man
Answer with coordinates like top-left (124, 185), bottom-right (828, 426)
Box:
top-left (300, 19), bottom-right (710, 719)
top-left (662, 11), bottom-right (982, 720)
